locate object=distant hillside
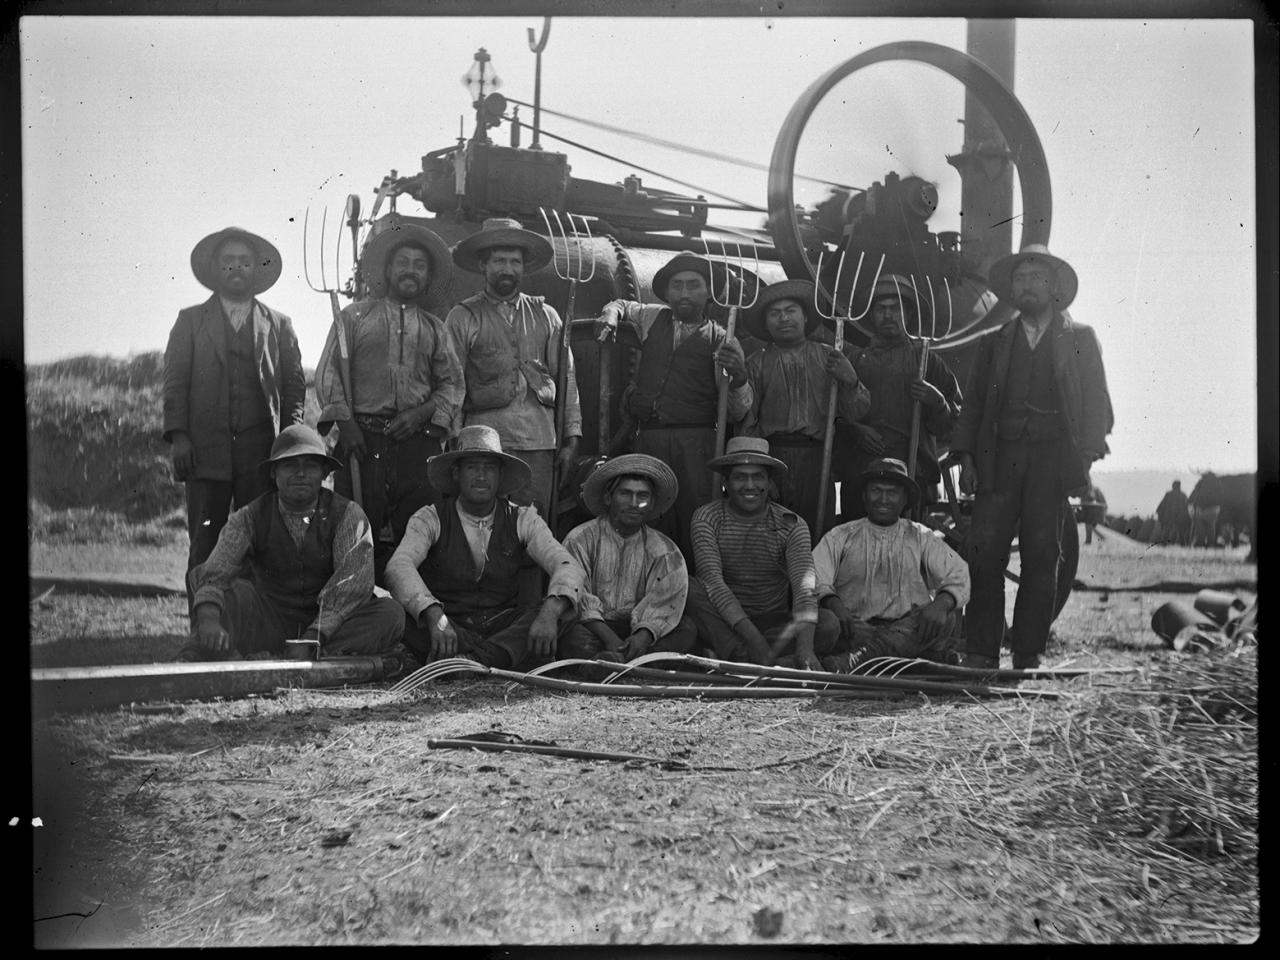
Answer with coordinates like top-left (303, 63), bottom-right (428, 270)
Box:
top-left (27, 352), bottom-right (319, 521)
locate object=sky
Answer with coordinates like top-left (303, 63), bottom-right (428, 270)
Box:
top-left (19, 14), bottom-right (1261, 475)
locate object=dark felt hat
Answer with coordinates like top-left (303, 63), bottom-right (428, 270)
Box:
top-left (190, 227), bottom-right (282, 295)
top-left (257, 425), bottom-right (342, 482)
top-left (987, 243), bottom-right (1078, 310)
top-left (426, 425), bottom-right (533, 497)
top-left (359, 220), bottom-right (453, 306)
top-left (743, 279), bottom-right (822, 342)
top-left (651, 253), bottom-right (730, 304)
top-left (580, 454), bottom-right (679, 520)
top-left (451, 217), bottom-right (553, 274)
top-left (849, 457), bottom-right (920, 508)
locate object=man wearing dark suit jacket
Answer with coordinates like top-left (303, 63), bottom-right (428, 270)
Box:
top-left (952, 245), bottom-right (1113, 670)
top-left (163, 227), bottom-right (306, 580)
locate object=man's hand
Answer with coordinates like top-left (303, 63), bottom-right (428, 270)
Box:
top-left (825, 349), bottom-right (859, 386)
top-left (908, 378), bottom-right (947, 410)
top-left (529, 601), bottom-right (564, 658)
top-left (852, 422), bottom-right (886, 456)
top-left (782, 620), bottom-right (821, 671)
top-left (387, 407), bottom-right (427, 442)
top-left (555, 437), bottom-right (580, 489)
top-left (423, 604), bottom-right (459, 661)
top-left (595, 305), bottom-right (621, 343)
top-left (170, 431), bottom-right (197, 481)
top-left (715, 339), bottom-right (748, 386)
top-left (623, 628), bottom-right (655, 661)
top-left (587, 621), bottom-right (625, 655)
top-left (822, 597), bottom-right (858, 646)
top-left (956, 452), bottom-right (978, 496)
top-left (734, 619), bottom-right (773, 666)
top-left (193, 605), bottom-right (231, 657)
top-left (915, 594), bottom-right (955, 644)
top-left (337, 419), bottom-right (367, 461)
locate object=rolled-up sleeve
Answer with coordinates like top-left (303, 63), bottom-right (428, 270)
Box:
top-left (811, 526), bottom-right (846, 604)
top-left (517, 506), bottom-right (584, 610)
top-left (426, 316), bottom-right (464, 436)
top-left (784, 521), bottom-right (819, 623)
top-left (311, 505), bottom-right (377, 640)
top-left (629, 542), bottom-right (688, 639)
top-left (921, 529), bottom-right (970, 609)
top-left (563, 524), bottom-right (606, 622)
top-left (190, 507), bottom-right (255, 611)
top-left (690, 504), bottom-right (748, 627)
top-left (385, 505), bottom-right (444, 624)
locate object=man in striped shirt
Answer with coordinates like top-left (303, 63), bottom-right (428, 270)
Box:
top-left (685, 437), bottom-right (843, 670)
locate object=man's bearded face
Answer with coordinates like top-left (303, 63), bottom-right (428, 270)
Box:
top-left (386, 244), bottom-right (430, 301)
top-left (482, 248), bottom-right (525, 299)
top-left (666, 271), bottom-right (709, 323)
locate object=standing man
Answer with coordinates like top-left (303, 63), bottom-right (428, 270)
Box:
top-left (813, 458), bottom-right (970, 672)
top-left (164, 226), bottom-right (306, 581)
top-left (446, 218), bottom-right (581, 520)
top-left (840, 274), bottom-right (962, 518)
top-left (952, 245), bottom-right (1113, 670)
top-left (596, 253), bottom-right (753, 562)
top-left (385, 426), bottom-right (585, 671)
top-left (315, 223), bottom-right (463, 561)
top-left (685, 437), bottom-right (842, 670)
top-left (1155, 479), bottom-right (1191, 545)
top-left (562, 454), bottom-right (697, 664)
top-left (180, 425), bottom-right (405, 662)
top-left (1083, 484), bottom-right (1106, 545)
top-left (740, 279), bottom-right (870, 538)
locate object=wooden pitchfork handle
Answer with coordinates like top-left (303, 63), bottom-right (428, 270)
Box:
top-left (905, 340), bottom-right (930, 520)
top-left (815, 318), bottom-right (844, 534)
top-left (712, 305), bottom-right (739, 497)
top-left (327, 291), bottom-right (363, 507)
top-left (550, 281), bottom-right (576, 519)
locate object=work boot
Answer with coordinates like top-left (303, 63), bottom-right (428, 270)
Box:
top-left (1012, 653), bottom-right (1041, 670)
top-left (960, 652), bottom-right (999, 670)
top-left (821, 647), bottom-right (869, 674)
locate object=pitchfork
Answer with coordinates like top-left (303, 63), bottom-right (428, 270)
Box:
top-left (813, 247), bottom-right (884, 533)
top-left (539, 208), bottom-right (597, 520)
top-left (304, 195), bottom-right (363, 505)
top-left (702, 236), bottom-right (761, 496)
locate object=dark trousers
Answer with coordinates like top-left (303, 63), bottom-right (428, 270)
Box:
top-left (633, 426), bottom-right (716, 570)
top-left (562, 616), bottom-right (699, 660)
top-left (964, 437), bottom-right (1065, 662)
top-left (334, 430), bottom-right (442, 547)
top-left (850, 609), bottom-right (962, 663)
top-left (402, 605), bottom-right (576, 672)
top-left (768, 438), bottom-right (832, 542)
top-left (183, 423), bottom-right (275, 572)
top-left (684, 576), bottom-right (844, 663)
top-left (183, 576), bottom-right (405, 660)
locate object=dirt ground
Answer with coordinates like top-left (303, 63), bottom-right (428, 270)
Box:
top-left (28, 539), bottom-right (1258, 946)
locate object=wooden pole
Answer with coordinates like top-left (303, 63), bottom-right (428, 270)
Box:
top-left (815, 316), bottom-right (844, 534)
top-left (712, 306), bottom-right (738, 499)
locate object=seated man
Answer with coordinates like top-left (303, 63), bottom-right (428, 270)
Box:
top-left (562, 453), bottom-right (697, 664)
top-left (385, 425), bottom-right (584, 670)
top-left (685, 437), bottom-right (842, 670)
top-left (812, 458), bottom-right (970, 671)
top-left (182, 425), bottom-right (406, 661)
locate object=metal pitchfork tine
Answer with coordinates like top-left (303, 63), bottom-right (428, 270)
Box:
top-left (304, 200), bottom-right (363, 506)
top-left (813, 247), bottom-right (884, 533)
top-left (898, 272), bottom-right (954, 518)
top-left (539, 208), bottom-right (596, 522)
top-left (701, 235), bottom-right (761, 494)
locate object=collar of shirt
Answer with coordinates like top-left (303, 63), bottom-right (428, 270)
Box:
top-left (220, 296), bottom-right (254, 332)
top-left (456, 500), bottom-right (498, 576)
top-left (1019, 314), bottom-right (1052, 349)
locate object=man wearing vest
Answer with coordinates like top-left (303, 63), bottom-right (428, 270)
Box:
top-left (163, 227), bottom-right (306, 580)
top-left (315, 223), bottom-right (463, 559)
top-left (562, 454), bottom-right (698, 665)
top-left (446, 219), bottom-right (581, 521)
top-left (596, 253), bottom-right (753, 563)
top-left (180, 425), bottom-right (406, 661)
top-left (385, 426), bottom-right (585, 670)
top-left (685, 437), bottom-right (843, 670)
top-left (953, 245), bottom-right (1113, 670)
top-left (840, 274), bottom-right (963, 519)
top-left (740, 279), bottom-right (870, 539)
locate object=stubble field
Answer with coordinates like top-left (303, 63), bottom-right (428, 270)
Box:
top-left (28, 526), bottom-right (1258, 947)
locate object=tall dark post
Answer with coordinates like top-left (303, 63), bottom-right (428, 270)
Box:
top-left (956, 20), bottom-right (1017, 276)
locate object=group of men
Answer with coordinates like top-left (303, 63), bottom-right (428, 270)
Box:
top-left (164, 218), bottom-right (1112, 673)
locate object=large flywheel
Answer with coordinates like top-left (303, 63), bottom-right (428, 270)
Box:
top-left (766, 40), bottom-right (1053, 352)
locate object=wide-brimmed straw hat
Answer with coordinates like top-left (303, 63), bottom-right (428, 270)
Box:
top-left (743, 279), bottom-right (821, 342)
top-left (580, 454), bottom-right (679, 519)
top-left (987, 243), bottom-right (1078, 310)
top-left (257, 425), bottom-right (342, 482)
top-left (190, 227), bottom-right (282, 295)
top-left (651, 253), bottom-right (730, 304)
top-left (426, 425), bottom-right (532, 497)
top-left (359, 220), bottom-right (453, 306)
top-left (706, 436), bottom-right (788, 476)
top-left (451, 217), bottom-right (553, 274)
top-left (849, 457), bottom-right (920, 508)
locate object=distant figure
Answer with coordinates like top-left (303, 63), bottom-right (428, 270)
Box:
top-left (684, 437), bottom-right (843, 670)
top-left (163, 227), bottom-right (306, 583)
top-left (1188, 472), bottom-right (1223, 548)
top-left (1083, 484), bottom-right (1106, 545)
top-left (812, 458), bottom-right (970, 672)
top-left (180, 426), bottom-right (405, 662)
top-left (315, 223), bottom-right (463, 564)
top-left (561, 454), bottom-right (698, 664)
top-left (953, 245), bottom-right (1113, 670)
top-left (1155, 480), bottom-right (1191, 545)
